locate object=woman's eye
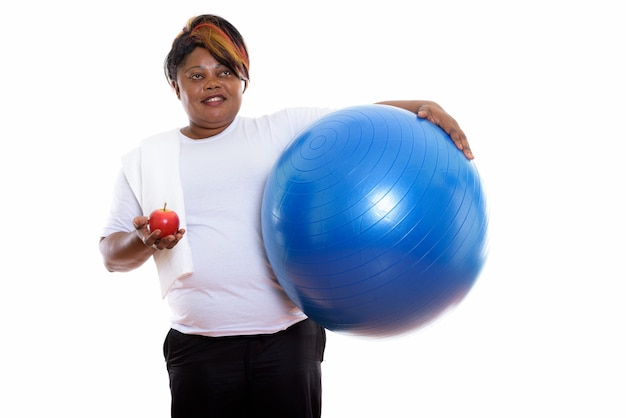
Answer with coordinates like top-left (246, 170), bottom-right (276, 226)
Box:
top-left (190, 73), bottom-right (203, 80)
top-left (221, 70), bottom-right (232, 76)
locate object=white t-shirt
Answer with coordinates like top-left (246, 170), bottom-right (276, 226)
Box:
top-left (102, 107), bottom-right (333, 337)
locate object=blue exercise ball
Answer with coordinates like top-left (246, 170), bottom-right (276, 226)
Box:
top-left (262, 104), bottom-right (488, 337)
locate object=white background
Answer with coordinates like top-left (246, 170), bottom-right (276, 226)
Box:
top-left (1, 0), bottom-right (624, 416)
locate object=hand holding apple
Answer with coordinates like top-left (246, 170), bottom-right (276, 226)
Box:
top-left (148, 203), bottom-right (180, 237)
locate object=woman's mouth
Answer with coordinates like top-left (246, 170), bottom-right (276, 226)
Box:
top-left (202, 95), bottom-right (225, 104)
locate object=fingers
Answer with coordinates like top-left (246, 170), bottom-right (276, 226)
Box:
top-left (133, 216), bottom-right (160, 249)
top-left (149, 229), bottom-right (186, 251)
top-left (417, 104), bottom-right (474, 160)
top-left (132, 215), bottom-right (186, 250)
top-left (133, 216), bottom-right (149, 230)
top-left (448, 127), bottom-right (474, 160)
top-left (166, 229), bottom-right (186, 249)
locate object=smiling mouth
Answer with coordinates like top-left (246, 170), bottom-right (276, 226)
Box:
top-left (202, 96), bottom-right (224, 104)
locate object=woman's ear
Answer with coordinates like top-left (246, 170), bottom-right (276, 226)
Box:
top-left (171, 81), bottom-right (181, 99)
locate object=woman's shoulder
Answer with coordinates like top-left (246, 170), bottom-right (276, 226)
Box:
top-left (240, 107), bottom-right (335, 129)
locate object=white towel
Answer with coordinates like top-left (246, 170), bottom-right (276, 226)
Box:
top-left (122, 129), bottom-right (194, 298)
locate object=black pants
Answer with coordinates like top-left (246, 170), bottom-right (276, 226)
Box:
top-left (163, 319), bottom-right (326, 418)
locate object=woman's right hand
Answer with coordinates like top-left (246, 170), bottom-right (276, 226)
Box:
top-left (133, 216), bottom-right (186, 250)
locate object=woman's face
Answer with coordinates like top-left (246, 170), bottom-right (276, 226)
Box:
top-left (173, 47), bottom-right (244, 139)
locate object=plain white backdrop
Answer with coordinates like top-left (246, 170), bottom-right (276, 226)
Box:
top-left (1, 1), bottom-right (624, 416)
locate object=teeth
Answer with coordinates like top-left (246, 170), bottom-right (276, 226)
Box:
top-left (205, 97), bottom-right (222, 102)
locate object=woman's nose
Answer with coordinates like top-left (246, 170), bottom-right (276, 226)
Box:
top-left (204, 76), bottom-right (221, 90)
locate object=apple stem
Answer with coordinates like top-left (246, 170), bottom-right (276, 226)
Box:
top-left (163, 202), bottom-right (168, 211)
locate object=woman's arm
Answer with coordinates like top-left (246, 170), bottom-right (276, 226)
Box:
top-left (99, 216), bottom-right (185, 272)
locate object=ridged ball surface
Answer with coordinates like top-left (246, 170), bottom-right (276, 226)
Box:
top-left (262, 104), bottom-right (488, 337)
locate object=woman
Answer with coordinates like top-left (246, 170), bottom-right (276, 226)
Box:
top-left (100, 14), bottom-right (473, 418)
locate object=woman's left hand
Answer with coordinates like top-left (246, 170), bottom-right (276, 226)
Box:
top-left (415, 101), bottom-right (474, 160)
top-left (377, 100), bottom-right (474, 160)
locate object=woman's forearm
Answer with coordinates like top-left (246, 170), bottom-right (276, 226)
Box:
top-left (99, 231), bottom-right (156, 272)
top-left (376, 100), bottom-right (434, 114)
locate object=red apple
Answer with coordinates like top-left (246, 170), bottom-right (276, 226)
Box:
top-left (148, 203), bottom-right (180, 237)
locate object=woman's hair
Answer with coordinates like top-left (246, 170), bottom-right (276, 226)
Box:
top-left (164, 15), bottom-right (250, 89)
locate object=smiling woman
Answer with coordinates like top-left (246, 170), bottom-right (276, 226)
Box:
top-left (98, 12), bottom-right (473, 418)
top-left (162, 16), bottom-right (251, 139)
